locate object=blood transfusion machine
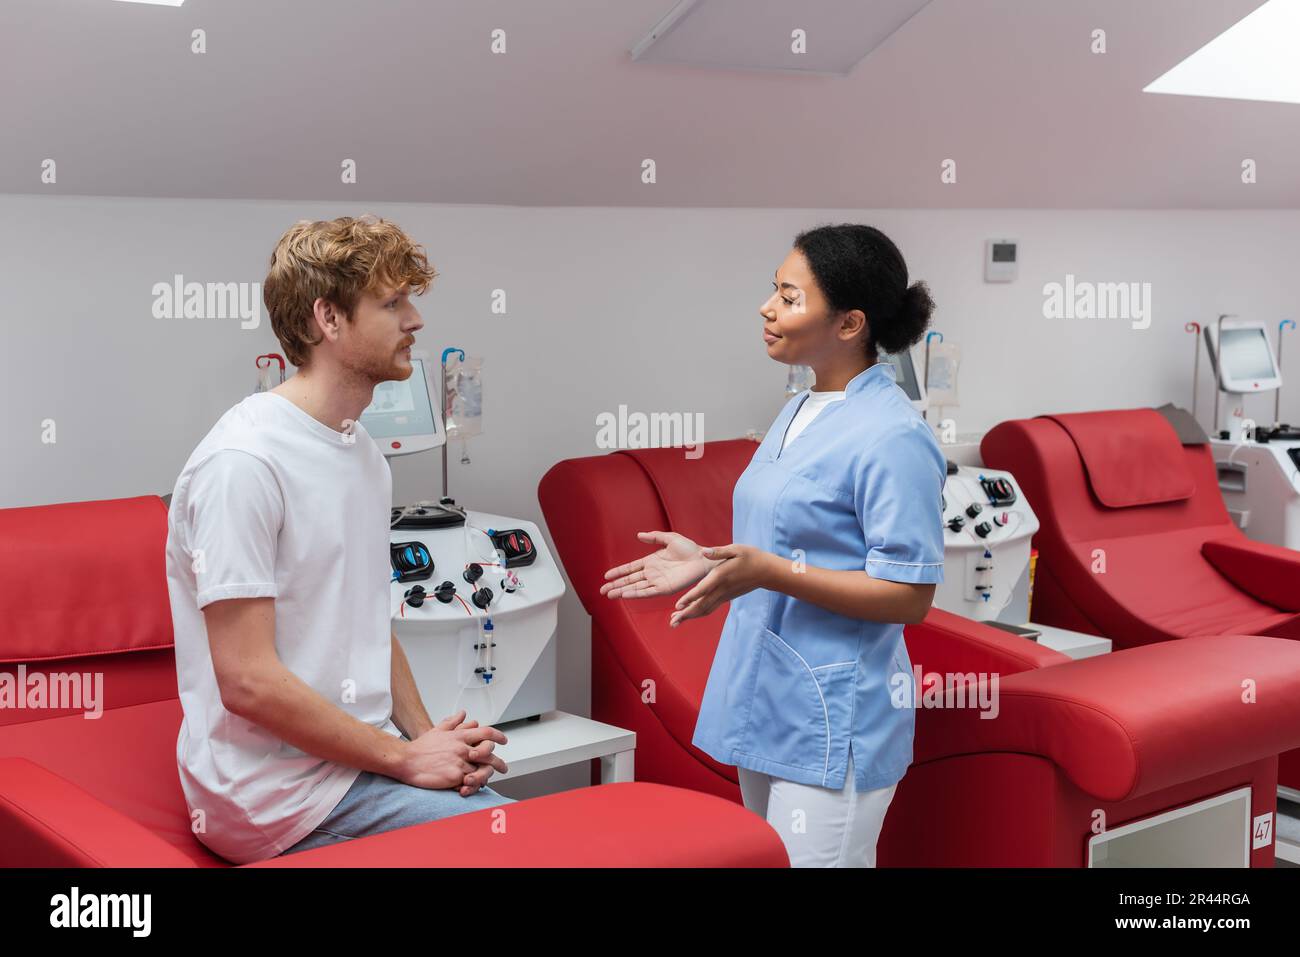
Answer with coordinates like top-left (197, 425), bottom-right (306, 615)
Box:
top-left (361, 351), bottom-right (563, 726)
top-left (1200, 317), bottom-right (1300, 550)
top-left (360, 355), bottom-right (445, 455)
top-left (937, 461), bottom-right (1040, 625)
top-left (792, 350), bottom-right (926, 414)
top-left (885, 348), bottom-right (927, 415)
top-left (1203, 317), bottom-right (1284, 441)
top-left (882, 347), bottom-right (1042, 629)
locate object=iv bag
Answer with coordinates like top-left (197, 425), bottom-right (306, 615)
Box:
top-left (785, 364), bottom-right (815, 396)
top-left (444, 355), bottom-right (484, 440)
top-left (254, 354), bottom-right (285, 394)
top-left (925, 342), bottom-right (960, 407)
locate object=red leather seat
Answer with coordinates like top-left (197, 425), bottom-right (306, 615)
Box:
top-left (0, 495), bottom-right (787, 868)
top-left (981, 408), bottom-right (1300, 789)
top-left (540, 438), bottom-right (1300, 865)
top-left (541, 444), bottom-right (757, 800)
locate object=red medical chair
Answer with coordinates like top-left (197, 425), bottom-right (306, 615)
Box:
top-left (540, 439), bottom-right (1300, 865)
top-left (981, 408), bottom-right (1300, 791)
top-left (0, 495), bottom-right (787, 868)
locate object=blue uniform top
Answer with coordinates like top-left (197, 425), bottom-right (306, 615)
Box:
top-left (692, 361), bottom-right (946, 792)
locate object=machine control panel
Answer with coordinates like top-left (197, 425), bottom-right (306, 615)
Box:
top-left (937, 465), bottom-right (1041, 621)
top-left (943, 468), bottom-right (1032, 547)
top-left (390, 511), bottom-right (562, 621)
top-left (388, 509), bottom-right (566, 726)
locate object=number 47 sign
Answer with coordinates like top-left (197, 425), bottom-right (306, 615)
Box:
top-left (1253, 812), bottom-right (1274, 850)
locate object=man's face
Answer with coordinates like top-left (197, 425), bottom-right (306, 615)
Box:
top-left (336, 283), bottom-right (424, 383)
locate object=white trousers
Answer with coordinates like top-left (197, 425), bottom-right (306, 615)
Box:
top-left (737, 752), bottom-right (897, 868)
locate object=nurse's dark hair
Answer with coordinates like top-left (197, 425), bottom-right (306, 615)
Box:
top-left (792, 224), bottom-right (935, 357)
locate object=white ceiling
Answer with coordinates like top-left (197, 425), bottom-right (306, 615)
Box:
top-left (1, 0), bottom-right (1295, 207)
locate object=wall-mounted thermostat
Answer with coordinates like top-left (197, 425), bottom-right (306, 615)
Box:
top-left (985, 239), bottom-right (1018, 282)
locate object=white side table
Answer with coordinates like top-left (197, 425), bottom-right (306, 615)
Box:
top-left (937, 432), bottom-right (988, 467)
top-left (488, 710), bottom-right (635, 785)
top-left (1032, 624), bottom-right (1112, 660)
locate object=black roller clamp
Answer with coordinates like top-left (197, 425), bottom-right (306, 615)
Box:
top-left (433, 581), bottom-right (457, 604)
top-left (403, 585), bottom-right (426, 608)
top-left (471, 586), bottom-right (493, 609)
top-left (463, 563), bottom-right (484, 585)
top-left (390, 541), bottom-right (434, 583)
top-left (487, 528), bottom-right (538, 567)
top-left (980, 477), bottom-right (1017, 507)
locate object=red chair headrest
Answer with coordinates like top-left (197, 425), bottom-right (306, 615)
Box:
top-left (0, 496), bottom-right (174, 663)
top-left (1039, 409), bottom-right (1194, 508)
top-left (615, 441), bottom-right (758, 545)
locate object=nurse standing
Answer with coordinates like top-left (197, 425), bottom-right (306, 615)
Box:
top-left (601, 224), bottom-right (945, 868)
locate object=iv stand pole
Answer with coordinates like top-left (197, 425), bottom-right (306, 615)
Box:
top-left (440, 347), bottom-right (464, 503)
top-left (1278, 320), bottom-right (1296, 425)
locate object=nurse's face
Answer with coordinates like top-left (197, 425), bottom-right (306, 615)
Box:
top-left (760, 248), bottom-right (865, 366)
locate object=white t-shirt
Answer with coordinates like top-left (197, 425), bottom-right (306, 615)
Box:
top-left (164, 390), bottom-right (400, 864)
top-left (782, 389), bottom-right (847, 451)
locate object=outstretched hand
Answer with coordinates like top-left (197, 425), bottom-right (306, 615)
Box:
top-left (600, 531), bottom-right (717, 599)
top-left (669, 543), bottom-right (775, 627)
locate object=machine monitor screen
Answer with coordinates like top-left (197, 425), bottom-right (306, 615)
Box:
top-left (359, 357), bottom-right (445, 455)
top-left (885, 349), bottom-right (924, 404)
top-left (1219, 327), bottom-right (1278, 382)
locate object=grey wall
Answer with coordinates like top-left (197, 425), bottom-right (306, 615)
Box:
top-left (4, 194), bottom-right (1300, 793)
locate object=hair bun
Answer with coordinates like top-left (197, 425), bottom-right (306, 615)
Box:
top-left (901, 281), bottom-right (932, 318)
top-left (877, 280), bottom-right (935, 354)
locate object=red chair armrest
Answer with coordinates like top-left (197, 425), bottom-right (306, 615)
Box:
top-left (0, 758), bottom-right (198, 867)
top-left (916, 635), bottom-right (1300, 801)
top-left (906, 607), bottom-right (1072, 677)
top-left (1203, 536), bottom-right (1300, 611)
top-left (249, 782), bottom-right (788, 868)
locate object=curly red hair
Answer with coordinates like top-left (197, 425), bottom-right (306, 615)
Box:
top-left (263, 215), bottom-right (437, 367)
